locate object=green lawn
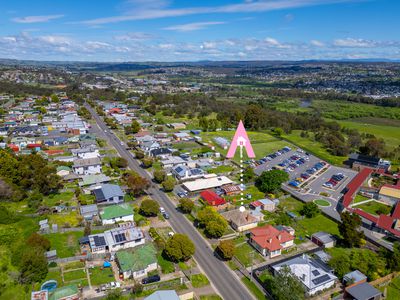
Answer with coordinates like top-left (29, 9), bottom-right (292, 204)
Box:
top-left (207, 165), bottom-right (235, 174)
top-left (157, 252), bottom-right (175, 274)
top-left (281, 130), bottom-right (347, 165)
top-left (295, 214), bottom-right (340, 240)
top-left (63, 269), bottom-right (86, 282)
top-left (200, 295), bottom-right (223, 300)
top-left (191, 274), bottom-right (210, 288)
top-left (225, 185), bottom-right (265, 206)
top-left (241, 277), bottom-right (266, 300)
top-left (173, 141), bottom-right (201, 150)
top-left (354, 200), bottom-right (392, 216)
top-left (45, 231), bottom-right (82, 258)
top-left (89, 267), bottom-right (115, 286)
top-left (279, 197), bottom-right (304, 213)
top-left (353, 194), bottom-right (370, 204)
top-left (382, 276), bottom-right (400, 300)
top-left (47, 210), bottom-right (82, 228)
top-left (314, 199), bottom-right (331, 207)
top-left (43, 192), bottom-right (75, 207)
top-left (41, 268), bottom-right (63, 287)
top-left (63, 261), bottom-right (85, 271)
top-left (234, 242), bottom-right (264, 267)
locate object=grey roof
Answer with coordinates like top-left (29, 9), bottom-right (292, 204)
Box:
top-left (93, 184), bottom-right (124, 201)
top-left (344, 270), bottom-right (367, 284)
top-left (312, 231), bottom-right (335, 244)
top-left (144, 290), bottom-right (180, 300)
top-left (73, 157), bottom-right (101, 168)
top-left (80, 204), bottom-right (98, 215)
top-left (346, 282), bottom-right (381, 300)
top-left (314, 250), bottom-right (332, 263)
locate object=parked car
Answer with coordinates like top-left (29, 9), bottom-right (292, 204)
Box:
top-left (159, 207), bottom-right (166, 214)
top-left (163, 212), bottom-right (170, 219)
top-left (142, 275), bottom-right (161, 285)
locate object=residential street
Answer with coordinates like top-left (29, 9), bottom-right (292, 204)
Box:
top-left (85, 103), bottom-right (256, 300)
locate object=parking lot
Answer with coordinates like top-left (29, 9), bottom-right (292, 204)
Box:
top-left (253, 145), bottom-right (357, 202)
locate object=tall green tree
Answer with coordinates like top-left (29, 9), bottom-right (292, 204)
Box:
top-left (269, 266), bottom-right (305, 300)
top-left (255, 170), bottom-right (289, 193)
top-left (165, 234), bottom-right (195, 262)
top-left (339, 212), bottom-right (365, 248)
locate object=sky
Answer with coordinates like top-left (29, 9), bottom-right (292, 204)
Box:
top-left (0, 0), bottom-right (399, 62)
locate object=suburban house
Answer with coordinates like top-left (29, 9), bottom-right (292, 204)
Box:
top-left (271, 254), bottom-right (337, 296)
top-left (200, 190), bottom-right (228, 210)
top-left (160, 156), bottom-right (188, 169)
top-left (93, 184), bottom-right (125, 205)
top-left (72, 157), bottom-right (102, 175)
top-left (78, 174), bottom-right (111, 189)
top-left (56, 166), bottom-right (71, 177)
top-left (168, 123), bottom-right (186, 130)
top-left (171, 165), bottom-right (204, 181)
top-left (249, 224), bottom-right (295, 258)
top-left (88, 223), bottom-right (145, 253)
top-left (249, 198), bottom-right (278, 212)
top-left (182, 174), bottom-right (233, 193)
top-left (221, 184), bottom-right (242, 196)
top-left (172, 132), bottom-right (190, 141)
top-left (149, 147), bottom-right (172, 158)
top-left (343, 270), bottom-right (382, 300)
top-left (79, 204), bottom-right (99, 220)
top-left (221, 207), bottom-right (262, 232)
top-left (144, 290), bottom-right (180, 300)
top-left (213, 137), bottom-right (230, 150)
top-left (116, 243), bottom-right (158, 280)
top-left (71, 146), bottom-right (100, 159)
top-left (311, 232), bottom-right (336, 248)
top-left (100, 204), bottom-right (134, 225)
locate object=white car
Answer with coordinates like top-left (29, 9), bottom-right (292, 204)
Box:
top-left (160, 207), bottom-right (166, 214)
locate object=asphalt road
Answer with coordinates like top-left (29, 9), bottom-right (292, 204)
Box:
top-left (85, 104), bottom-right (256, 300)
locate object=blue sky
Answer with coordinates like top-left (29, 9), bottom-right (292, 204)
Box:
top-left (0, 0), bottom-right (399, 61)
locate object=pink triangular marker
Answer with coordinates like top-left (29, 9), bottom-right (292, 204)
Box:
top-left (226, 120), bottom-right (255, 158)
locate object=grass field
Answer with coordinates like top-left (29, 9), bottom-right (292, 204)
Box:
top-left (47, 210), bottom-right (82, 228)
top-left (200, 130), bottom-right (291, 162)
top-left (354, 200), bottom-right (391, 216)
top-left (43, 192), bottom-right (75, 207)
top-left (157, 252), bottom-right (175, 274)
top-left (45, 231), bottom-right (82, 258)
top-left (295, 214), bottom-right (340, 240)
top-left (89, 267), bottom-right (115, 286)
top-left (63, 269), bottom-right (86, 282)
top-left (337, 118), bottom-right (400, 151)
top-left (281, 130), bottom-right (347, 165)
top-left (381, 276), bottom-right (400, 300)
top-left (224, 185), bottom-right (265, 206)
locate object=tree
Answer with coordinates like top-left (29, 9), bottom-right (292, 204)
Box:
top-left (242, 167), bottom-right (255, 183)
top-left (274, 127), bottom-right (284, 136)
top-left (51, 94), bottom-right (59, 103)
top-left (178, 198), bottom-right (194, 214)
top-left (106, 288), bottom-right (123, 300)
top-left (360, 138), bottom-right (386, 157)
top-left (299, 202), bottom-right (320, 218)
top-left (162, 176), bottom-right (176, 192)
top-left (139, 199), bottom-right (159, 217)
top-left (134, 151), bottom-right (145, 159)
top-left (328, 253), bottom-right (351, 279)
top-left (84, 222), bottom-right (91, 236)
top-left (339, 212), bottom-right (365, 248)
top-left (125, 172), bottom-right (150, 196)
top-left (268, 266), bottom-right (305, 300)
top-left (153, 170), bottom-right (166, 183)
top-left (111, 157), bottom-right (128, 169)
top-left (18, 247), bottom-right (48, 284)
top-left (26, 233), bottom-right (51, 251)
top-left (217, 240), bottom-right (235, 260)
top-left (141, 157), bottom-right (153, 168)
top-left (131, 120), bottom-right (141, 134)
top-left (205, 220), bottom-right (226, 238)
top-left (255, 170), bottom-right (289, 193)
top-left (165, 234), bottom-right (195, 262)
top-left (196, 206), bottom-right (217, 227)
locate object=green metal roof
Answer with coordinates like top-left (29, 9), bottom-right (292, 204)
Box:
top-left (116, 243), bottom-right (157, 273)
top-left (100, 203), bottom-right (133, 220)
top-left (49, 284), bottom-right (78, 300)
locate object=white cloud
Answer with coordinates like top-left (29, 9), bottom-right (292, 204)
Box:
top-left (38, 35), bottom-right (71, 45)
top-left (200, 41), bottom-right (217, 49)
top-left (310, 39), bottom-right (324, 47)
top-left (12, 14), bottom-right (64, 23)
top-left (114, 32), bottom-right (155, 41)
top-left (163, 21), bottom-right (225, 32)
top-left (334, 38), bottom-right (376, 48)
top-left (265, 37), bottom-right (281, 46)
top-left (81, 0), bottom-right (362, 25)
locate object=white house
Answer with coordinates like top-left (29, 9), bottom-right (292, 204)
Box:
top-left (71, 146), bottom-right (100, 159)
top-left (100, 204), bottom-right (134, 225)
top-left (72, 157), bottom-right (102, 175)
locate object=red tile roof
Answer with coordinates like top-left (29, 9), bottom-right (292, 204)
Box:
top-left (27, 143), bottom-right (42, 148)
top-left (392, 202), bottom-right (400, 220)
top-left (377, 215), bottom-right (395, 231)
top-left (200, 190), bottom-right (227, 206)
top-left (250, 201), bottom-right (263, 207)
top-left (250, 225), bottom-right (294, 251)
top-left (353, 208), bottom-right (379, 223)
top-left (342, 168), bottom-right (373, 208)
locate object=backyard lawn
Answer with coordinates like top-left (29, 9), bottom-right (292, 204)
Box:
top-left (47, 210), bottom-right (82, 228)
top-left (380, 276), bottom-right (400, 300)
top-left (354, 200), bottom-right (391, 216)
top-left (63, 269), bottom-right (86, 282)
top-left (43, 192), bottom-right (75, 207)
top-left (225, 185), bottom-right (265, 206)
top-left (157, 252), bottom-right (175, 274)
top-left (89, 267), bottom-right (115, 286)
top-left (295, 214), bottom-right (340, 240)
top-left (45, 231), bottom-right (82, 258)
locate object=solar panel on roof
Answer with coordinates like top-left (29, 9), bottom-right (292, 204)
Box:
top-left (312, 274), bottom-right (331, 285)
top-left (93, 236), bottom-right (106, 247)
top-left (312, 270), bottom-right (320, 276)
top-left (114, 233), bottom-right (126, 243)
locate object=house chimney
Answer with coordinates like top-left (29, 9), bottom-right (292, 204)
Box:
top-left (278, 234), bottom-right (281, 240)
top-left (268, 238), bottom-right (272, 243)
top-left (212, 200), bottom-right (215, 206)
